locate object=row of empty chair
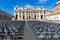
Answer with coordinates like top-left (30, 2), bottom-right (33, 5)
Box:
top-left (0, 20), bottom-right (25, 40)
top-left (28, 21), bottom-right (60, 40)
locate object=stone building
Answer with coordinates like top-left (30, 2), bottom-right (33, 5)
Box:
top-left (14, 0), bottom-right (60, 20)
top-left (45, 0), bottom-right (60, 20)
top-left (14, 5), bottom-right (45, 20)
top-left (0, 10), bottom-right (14, 20)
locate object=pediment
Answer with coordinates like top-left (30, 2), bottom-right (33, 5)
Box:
top-left (24, 7), bottom-right (34, 12)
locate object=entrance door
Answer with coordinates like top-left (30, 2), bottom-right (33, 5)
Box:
top-left (16, 15), bottom-right (18, 20)
top-left (34, 14), bottom-right (36, 19)
top-left (23, 14), bottom-right (25, 19)
top-left (41, 15), bottom-right (43, 19)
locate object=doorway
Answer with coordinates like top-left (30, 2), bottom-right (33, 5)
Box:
top-left (23, 14), bottom-right (25, 19)
top-left (41, 15), bottom-right (43, 19)
top-left (16, 15), bottom-right (18, 20)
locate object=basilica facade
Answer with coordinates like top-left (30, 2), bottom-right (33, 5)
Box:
top-left (14, 5), bottom-right (45, 20)
top-left (14, 0), bottom-right (60, 20)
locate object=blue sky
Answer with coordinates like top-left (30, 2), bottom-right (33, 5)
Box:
top-left (0, 0), bottom-right (57, 14)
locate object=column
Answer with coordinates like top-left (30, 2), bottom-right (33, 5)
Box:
top-left (43, 12), bottom-right (44, 19)
top-left (39, 12), bottom-right (40, 19)
top-left (43, 10), bottom-right (45, 19)
top-left (43, 14), bottom-right (44, 19)
top-left (36, 12), bottom-right (37, 19)
top-left (22, 12), bottom-right (24, 19)
top-left (32, 12), bottom-right (34, 19)
top-left (28, 13), bottom-right (30, 19)
top-left (25, 12), bottom-right (26, 19)
top-left (31, 12), bottom-right (33, 19)
top-left (18, 11), bottom-right (20, 20)
top-left (28, 12), bottom-right (29, 19)
top-left (21, 12), bottom-right (23, 20)
top-left (30, 12), bottom-right (31, 19)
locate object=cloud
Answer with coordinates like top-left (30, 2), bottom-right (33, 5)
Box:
top-left (38, 0), bottom-right (47, 4)
top-left (39, 0), bottom-right (47, 2)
